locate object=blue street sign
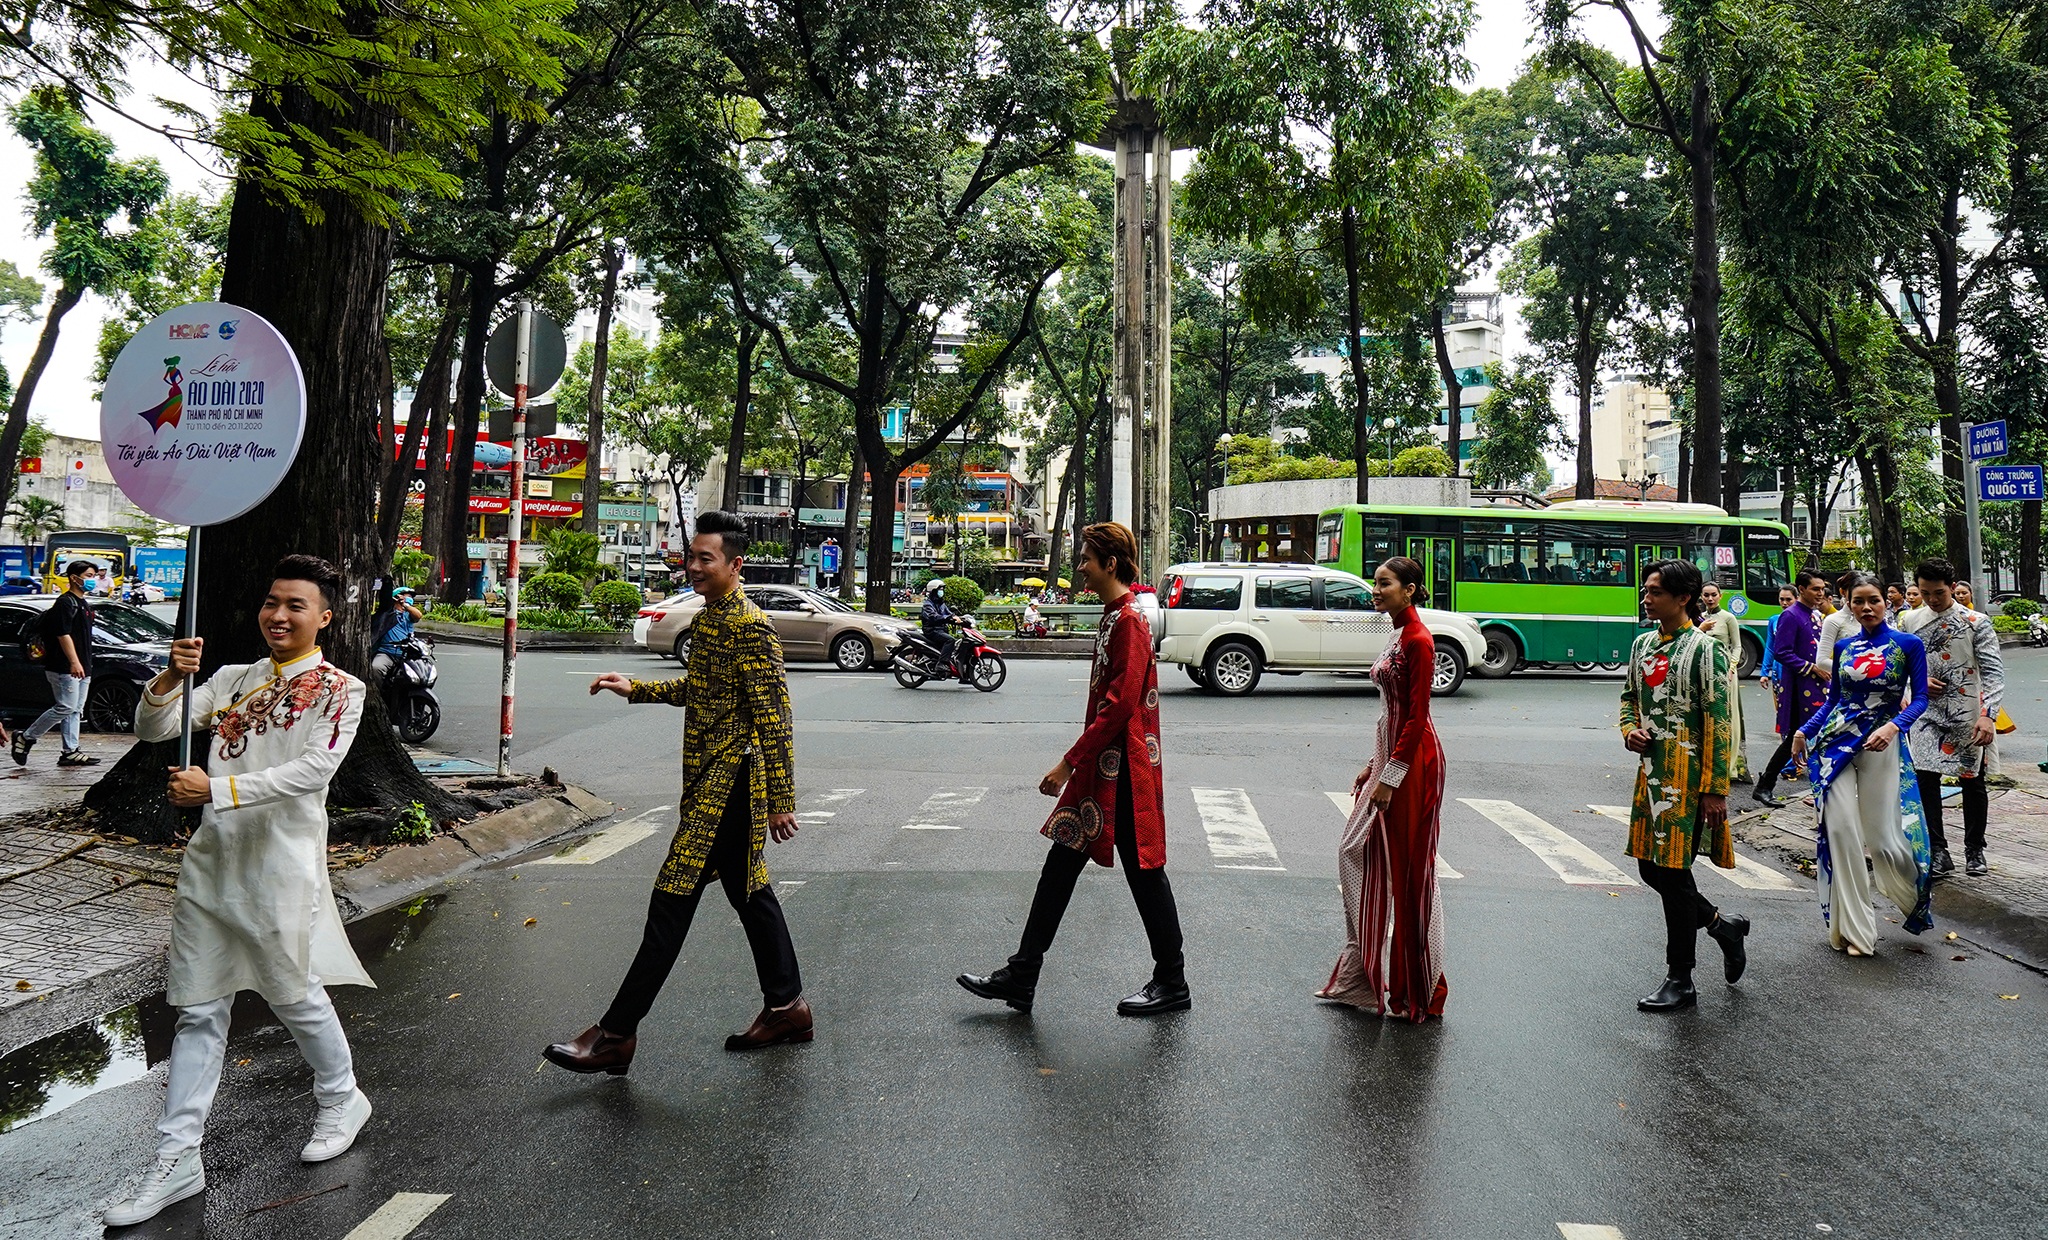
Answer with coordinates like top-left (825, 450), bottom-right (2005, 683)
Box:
top-left (1978, 464), bottom-right (2044, 502)
top-left (820, 543), bottom-right (840, 574)
top-left (1968, 420), bottom-right (2008, 460)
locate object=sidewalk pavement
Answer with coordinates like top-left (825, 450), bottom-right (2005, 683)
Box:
top-left (1734, 765), bottom-right (2048, 969)
top-left (0, 732), bottom-right (612, 1055)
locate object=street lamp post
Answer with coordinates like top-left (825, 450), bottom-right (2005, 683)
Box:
top-left (1381, 416), bottom-right (1398, 466)
top-left (1622, 453), bottom-right (1664, 502)
top-left (632, 468), bottom-right (654, 587)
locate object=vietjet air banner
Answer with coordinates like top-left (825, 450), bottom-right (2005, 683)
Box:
top-left (388, 428), bottom-right (587, 477)
top-left (99, 302), bottom-right (307, 525)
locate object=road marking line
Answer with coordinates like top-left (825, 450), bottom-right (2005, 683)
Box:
top-left (1588, 805), bottom-right (1800, 890)
top-left (1460, 799), bottom-right (1637, 886)
top-left (776, 880), bottom-right (807, 899)
top-left (345, 1192), bottom-right (452, 1240)
top-left (1556, 1227), bottom-right (1625, 1240)
top-left (1323, 791), bottom-right (1462, 877)
top-left (798, 788), bottom-right (866, 823)
top-left (1192, 788), bottom-right (1284, 869)
top-left (523, 807), bottom-right (666, 866)
top-left (902, 787), bottom-right (986, 830)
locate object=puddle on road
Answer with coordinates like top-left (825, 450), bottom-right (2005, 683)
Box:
top-left (0, 893), bottom-right (449, 1133)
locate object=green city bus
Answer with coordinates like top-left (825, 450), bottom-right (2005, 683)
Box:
top-left (1315, 500), bottom-right (1793, 678)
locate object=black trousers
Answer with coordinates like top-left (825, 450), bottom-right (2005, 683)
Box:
top-left (1917, 770), bottom-right (1988, 855)
top-left (1008, 769), bottom-right (1185, 986)
top-left (1638, 858), bottom-right (1717, 977)
top-left (600, 763), bottom-right (802, 1036)
top-left (1756, 730), bottom-right (1804, 792)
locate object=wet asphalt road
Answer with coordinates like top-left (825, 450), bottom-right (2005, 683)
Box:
top-left (5, 645), bottom-right (2047, 1239)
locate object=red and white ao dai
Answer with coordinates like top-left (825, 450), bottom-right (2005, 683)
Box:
top-left (1322, 604), bottom-right (1449, 1021)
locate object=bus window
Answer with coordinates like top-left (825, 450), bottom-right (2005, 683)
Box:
top-left (1744, 534), bottom-right (1791, 595)
top-left (1358, 518), bottom-right (1397, 572)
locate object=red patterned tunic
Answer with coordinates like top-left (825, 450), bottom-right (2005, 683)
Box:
top-left (1323, 604), bottom-right (1448, 1021)
top-left (1040, 591), bottom-right (1166, 869)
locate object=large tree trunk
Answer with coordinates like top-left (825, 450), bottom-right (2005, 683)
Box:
top-left (1341, 204), bottom-right (1371, 504)
top-left (419, 373), bottom-right (454, 594)
top-left (1431, 299), bottom-right (1462, 474)
top-left (864, 457), bottom-right (899, 613)
top-left (721, 325), bottom-right (757, 513)
top-left (87, 85), bottom-right (468, 842)
top-left (1676, 425), bottom-right (1692, 503)
top-left (1092, 382), bottom-right (1113, 522)
top-left (0, 283), bottom-right (83, 483)
top-left (1931, 190), bottom-right (1971, 574)
top-left (1779, 464), bottom-right (1795, 529)
top-left (380, 270), bottom-right (466, 560)
top-left (581, 241), bottom-right (622, 534)
top-left (1574, 313), bottom-right (1596, 501)
top-left (1686, 77), bottom-right (1724, 507)
top-left (1855, 447), bottom-right (1907, 586)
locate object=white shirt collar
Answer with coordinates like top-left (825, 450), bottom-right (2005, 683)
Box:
top-left (270, 648), bottom-right (324, 678)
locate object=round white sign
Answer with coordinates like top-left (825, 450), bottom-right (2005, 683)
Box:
top-left (99, 302), bottom-right (306, 526)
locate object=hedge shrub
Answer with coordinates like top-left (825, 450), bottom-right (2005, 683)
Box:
top-left (525, 572), bottom-right (586, 611)
top-left (939, 575), bottom-right (984, 613)
top-left (590, 580), bottom-right (644, 628)
top-left (2001, 597), bottom-right (2040, 619)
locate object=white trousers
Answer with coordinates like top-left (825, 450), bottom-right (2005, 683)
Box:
top-left (157, 982), bottom-right (356, 1157)
top-left (1817, 742), bottom-right (1924, 954)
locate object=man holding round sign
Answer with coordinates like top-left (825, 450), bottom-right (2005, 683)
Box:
top-left (89, 305), bottom-right (383, 1226)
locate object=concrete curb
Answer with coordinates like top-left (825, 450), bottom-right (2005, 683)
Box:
top-left (1730, 803), bottom-right (2048, 971)
top-left (0, 785), bottom-right (614, 1055)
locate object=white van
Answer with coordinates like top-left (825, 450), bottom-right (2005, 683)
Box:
top-left (1155, 562), bottom-right (1486, 697)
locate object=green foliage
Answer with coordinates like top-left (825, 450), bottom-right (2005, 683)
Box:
top-left (5, 495), bottom-right (66, 545)
top-left (750, 541), bottom-right (788, 562)
top-left (389, 801), bottom-right (433, 843)
top-left (0, 260), bottom-right (43, 324)
top-left (588, 579), bottom-right (644, 628)
top-left (1221, 434), bottom-right (1359, 485)
top-left (524, 572), bottom-right (586, 611)
top-left (1992, 614), bottom-right (2027, 636)
top-left (2001, 598), bottom-right (2040, 619)
top-left (538, 526), bottom-right (602, 583)
top-left (11, 89), bottom-right (168, 296)
top-left (938, 576), bottom-right (985, 614)
top-left (1470, 361), bottom-right (1566, 492)
top-left (1391, 445), bottom-right (1453, 477)
top-left (93, 190), bottom-right (232, 384)
top-left (520, 607), bottom-right (614, 632)
top-left (428, 602), bottom-right (491, 624)
top-left (391, 549), bottom-right (432, 590)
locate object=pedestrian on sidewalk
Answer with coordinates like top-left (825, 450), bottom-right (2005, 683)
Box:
top-left (1699, 582), bottom-right (1751, 785)
top-left (1754, 568), bottom-right (1831, 808)
top-left (544, 510), bottom-right (810, 1076)
top-left (1318, 555), bottom-right (1448, 1022)
top-left (1790, 572), bottom-right (1934, 957)
top-left (12, 560), bottom-right (102, 769)
top-left (958, 521), bottom-right (1188, 1018)
top-left (1898, 559), bottom-right (2005, 878)
top-left (1621, 559), bottom-right (1748, 1014)
top-left (103, 556), bottom-right (373, 1227)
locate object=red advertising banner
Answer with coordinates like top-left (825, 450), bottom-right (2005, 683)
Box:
top-left (468, 495), bottom-right (582, 519)
top-left (388, 429), bottom-right (588, 476)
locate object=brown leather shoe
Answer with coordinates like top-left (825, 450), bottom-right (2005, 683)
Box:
top-left (724, 996), bottom-right (814, 1051)
top-left (542, 1024), bottom-right (636, 1075)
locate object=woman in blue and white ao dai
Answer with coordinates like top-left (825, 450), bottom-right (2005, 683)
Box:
top-left (1794, 621), bottom-right (1936, 955)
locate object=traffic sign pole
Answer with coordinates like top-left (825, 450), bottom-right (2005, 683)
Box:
top-left (499, 299), bottom-right (533, 778)
top-left (1967, 441), bottom-right (1984, 595)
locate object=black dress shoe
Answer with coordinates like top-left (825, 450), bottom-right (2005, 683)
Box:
top-left (1636, 977), bottom-right (1697, 1013)
top-left (1750, 788), bottom-right (1788, 809)
top-left (542, 1024), bottom-right (636, 1075)
top-left (1966, 849), bottom-right (1989, 876)
top-left (958, 967), bottom-right (1035, 1013)
top-left (1707, 913), bottom-right (1750, 984)
top-left (1115, 979), bottom-right (1191, 1017)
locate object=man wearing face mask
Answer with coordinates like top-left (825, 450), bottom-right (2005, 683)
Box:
top-left (12, 561), bottom-right (102, 768)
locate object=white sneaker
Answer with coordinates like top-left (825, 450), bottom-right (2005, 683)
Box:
top-left (300, 1087), bottom-right (372, 1162)
top-left (103, 1148), bottom-right (205, 1226)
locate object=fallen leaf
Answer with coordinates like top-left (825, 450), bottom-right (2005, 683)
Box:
top-left (1953, 955), bottom-right (1969, 961)
top-left (446, 993), bottom-right (461, 1000)
top-left (1608, 891), bottom-right (1621, 897)
top-left (1904, 946), bottom-right (1926, 955)
top-left (1617, 1099), bottom-right (1627, 1110)
top-left (236, 1059), bottom-right (252, 1067)
top-left (1039, 1067), bottom-right (1057, 1076)
top-left (562, 901), bottom-right (571, 905)
top-left (1945, 931), bottom-right (1959, 941)
top-left (1999, 994), bottom-right (2019, 1000)
top-left (524, 917), bottom-right (537, 927)
top-left (12, 980), bottom-right (31, 992)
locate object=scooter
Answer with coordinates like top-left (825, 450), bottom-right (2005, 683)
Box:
top-left (2029, 613), bottom-right (2048, 647)
top-left (893, 618), bottom-right (1007, 691)
top-left (381, 633), bottom-right (442, 743)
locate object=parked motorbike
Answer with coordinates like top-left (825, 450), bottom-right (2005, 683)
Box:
top-left (1015, 607), bottom-right (1051, 639)
top-left (893, 618), bottom-right (1007, 691)
top-left (382, 633), bottom-right (442, 743)
top-left (2028, 613), bottom-right (2048, 647)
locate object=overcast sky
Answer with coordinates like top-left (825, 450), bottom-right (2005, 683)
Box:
top-left (0, 0), bottom-right (1657, 445)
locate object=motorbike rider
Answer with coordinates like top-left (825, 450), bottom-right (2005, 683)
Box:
top-left (921, 579), bottom-right (973, 682)
top-left (371, 586), bottom-right (423, 681)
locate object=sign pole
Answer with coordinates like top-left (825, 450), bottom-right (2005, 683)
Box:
top-left (1965, 420), bottom-right (1986, 594)
top-left (499, 300), bottom-right (533, 777)
top-left (176, 525), bottom-right (202, 769)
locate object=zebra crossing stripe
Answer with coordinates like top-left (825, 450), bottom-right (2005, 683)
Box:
top-left (1191, 788), bottom-right (1285, 870)
top-left (344, 1193), bottom-right (452, 1239)
top-left (523, 807), bottom-right (665, 866)
top-left (799, 788), bottom-right (866, 823)
top-left (1556, 1227), bottom-right (1625, 1240)
top-left (1587, 805), bottom-right (1800, 891)
top-left (1322, 791), bottom-right (1462, 878)
top-left (902, 787), bottom-right (986, 830)
top-left (1460, 798), bottom-right (1638, 886)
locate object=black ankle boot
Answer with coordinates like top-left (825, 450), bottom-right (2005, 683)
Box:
top-left (958, 966), bottom-right (1036, 1012)
top-left (1707, 913), bottom-right (1750, 984)
top-left (1637, 976), bottom-right (1697, 1012)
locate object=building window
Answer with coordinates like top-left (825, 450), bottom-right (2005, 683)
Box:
top-left (739, 476), bottom-right (788, 507)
